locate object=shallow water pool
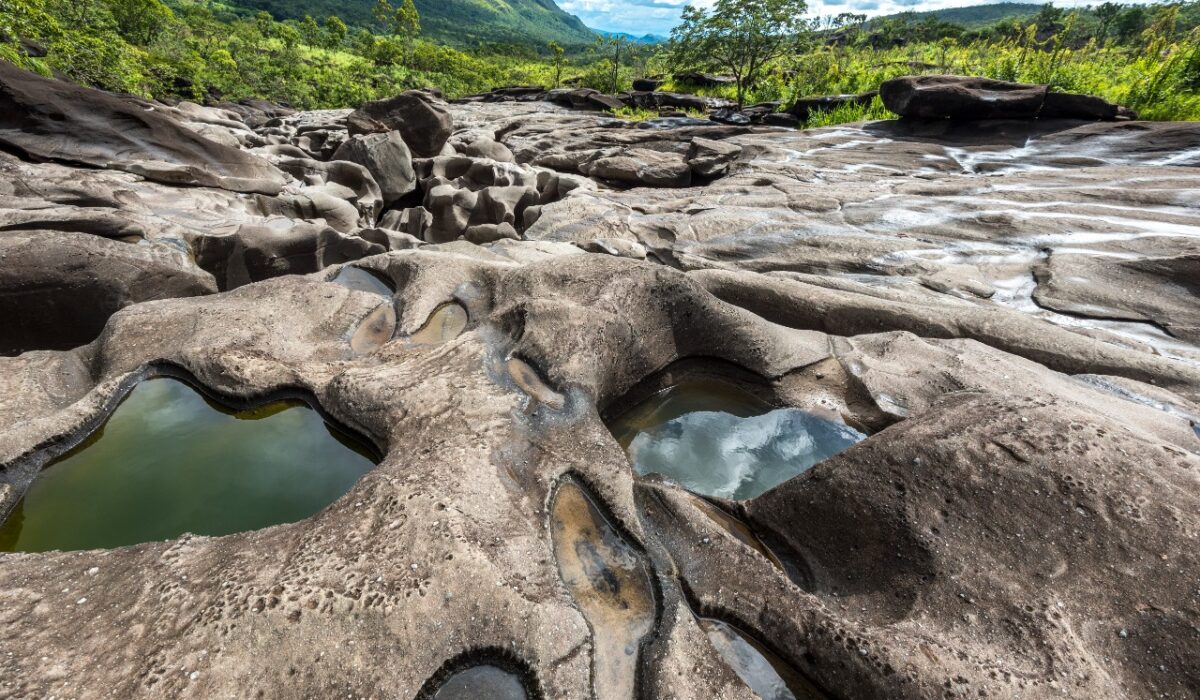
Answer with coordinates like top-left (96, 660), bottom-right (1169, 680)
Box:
top-left (608, 380), bottom-right (864, 500)
top-left (0, 377), bottom-right (377, 552)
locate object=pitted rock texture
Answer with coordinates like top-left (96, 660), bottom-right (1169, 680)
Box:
top-left (1, 69), bottom-right (1199, 700)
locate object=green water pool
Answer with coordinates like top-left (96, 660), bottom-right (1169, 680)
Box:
top-left (0, 376), bottom-right (377, 553)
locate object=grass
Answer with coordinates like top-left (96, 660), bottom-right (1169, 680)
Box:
top-left (777, 28), bottom-right (1200, 122)
top-left (6, 0), bottom-right (1200, 124)
top-left (656, 20), bottom-right (1200, 125)
top-left (801, 95), bottom-right (893, 128)
top-left (611, 105), bottom-right (708, 121)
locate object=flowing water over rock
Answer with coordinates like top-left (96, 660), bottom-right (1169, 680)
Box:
top-left (549, 480), bottom-right (655, 700)
top-left (0, 377), bottom-right (376, 552)
top-left (610, 381), bottom-right (865, 499)
top-left (428, 665), bottom-right (528, 700)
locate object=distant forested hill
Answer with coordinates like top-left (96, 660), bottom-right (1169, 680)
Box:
top-left (595, 30), bottom-right (666, 44)
top-left (872, 2), bottom-right (1040, 28)
top-left (231, 0), bottom-right (597, 45)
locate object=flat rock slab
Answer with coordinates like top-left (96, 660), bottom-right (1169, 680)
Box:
top-left (0, 63), bottom-right (286, 194)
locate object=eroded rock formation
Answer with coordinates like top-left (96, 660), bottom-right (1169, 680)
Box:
top-left (0, 62), bottom-right (287, 194)
top-left (0, 65), bottom-right (1198, 700)
top-left (880, 74), bottom-right (1132, 121)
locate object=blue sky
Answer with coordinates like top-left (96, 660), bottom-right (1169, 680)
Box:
top-left (562, 0), bottom-right (1157, 36)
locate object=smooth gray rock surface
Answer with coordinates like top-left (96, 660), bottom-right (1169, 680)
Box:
top-left (0, 63), bottom-right (286, 194)
top-left (0, 74), bottom-right (1198, 700)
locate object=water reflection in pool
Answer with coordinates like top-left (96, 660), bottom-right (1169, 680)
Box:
top-left (0, 377), bottom-right (377, 552)
top-left (701, 617), bottom-right (828, 700)
top-left (330, 265), bottom-right (394, 298)
top-left (608, 380), bottom-right (864, 500)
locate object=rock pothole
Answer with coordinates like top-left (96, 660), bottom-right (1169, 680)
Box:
top-left (414, 648), bottom-right (543, 700)
top-left (329, 265), bottom-right (395, 298)
top-left (698, 615), bottom-right (829, 700)
top-left (549, 477), bottom-right (656, 700)
top-left (0, 372), bottom-right (378, 553)
top-left (427, 665), bottom-right (527, 700)
top-left (409, 302), bottom-right (469, 345)
top-left (607, 373), bottom-right (866, 500)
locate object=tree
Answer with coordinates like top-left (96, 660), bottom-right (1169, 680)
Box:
top-left (831, 12), bottom-right (867, 45)
top-left (372, 0), bottom-right (393, 33)
top-left (393, 0), bottom-right (420, 42)
top-left (548, 40), bottom-right (565, 87)
top-left (253, 10), bottom-right (272, 38)
top-left (299, 15), bottom-right (321, 47)
top-left (936, 36), bottom-right (957, 69)
top-left (351, 27), bottom-right (375, 55)
top-left (629, 42), bottom-right (651, 79)
top-left (370, 36), bottom-right (404, 65)
top-left (668, 0), bottom-right (810, 108)
top-left (1095, 2), bottom-right (1122, 45)
top-left (107, 0), bottom-right (173, 45)
top-left (833, 12), bottom-right (867, 28)
top-left (593, 35), bottom-right (626, 94)
top-left (324, 15), bottom-right (347, 49)
top-left (1034, 3), bottom-right (1065, 33)
top-left (276, 22), bottom-right (299, 49)
top-left (1115, 5), bottom-right (1147, 42)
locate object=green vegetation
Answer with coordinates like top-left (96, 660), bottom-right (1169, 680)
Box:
top-left (228, 0), bottom-right (594, 46)
top-left (659, 1), bottom-right (1200, 121)
top-left (0, 0), bottom-right (570, 107)
top-left (3, 0), bottom-right (1200, 125)
top-left (712, 4), bottom-right (1200, 121)
top-left (611, 105), bottom-right (707, 121)
top-left (799, 95), bottom-right (892, 128)
top-left (668, 0), bottom-right (810, 106)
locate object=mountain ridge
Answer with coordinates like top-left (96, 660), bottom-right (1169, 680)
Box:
top-left (872, 2), bottom-right (1041, 28)
top-left (231, 0), bottom-right (597, 46)
top-left (594, 29), bottom-right (666, 44)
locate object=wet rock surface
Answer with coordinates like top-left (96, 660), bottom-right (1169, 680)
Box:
top-left (0, 67), bottom-right (1199, 700)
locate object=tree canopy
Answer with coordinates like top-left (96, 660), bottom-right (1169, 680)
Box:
top-left (669, 0), bottom-right (811, 107)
